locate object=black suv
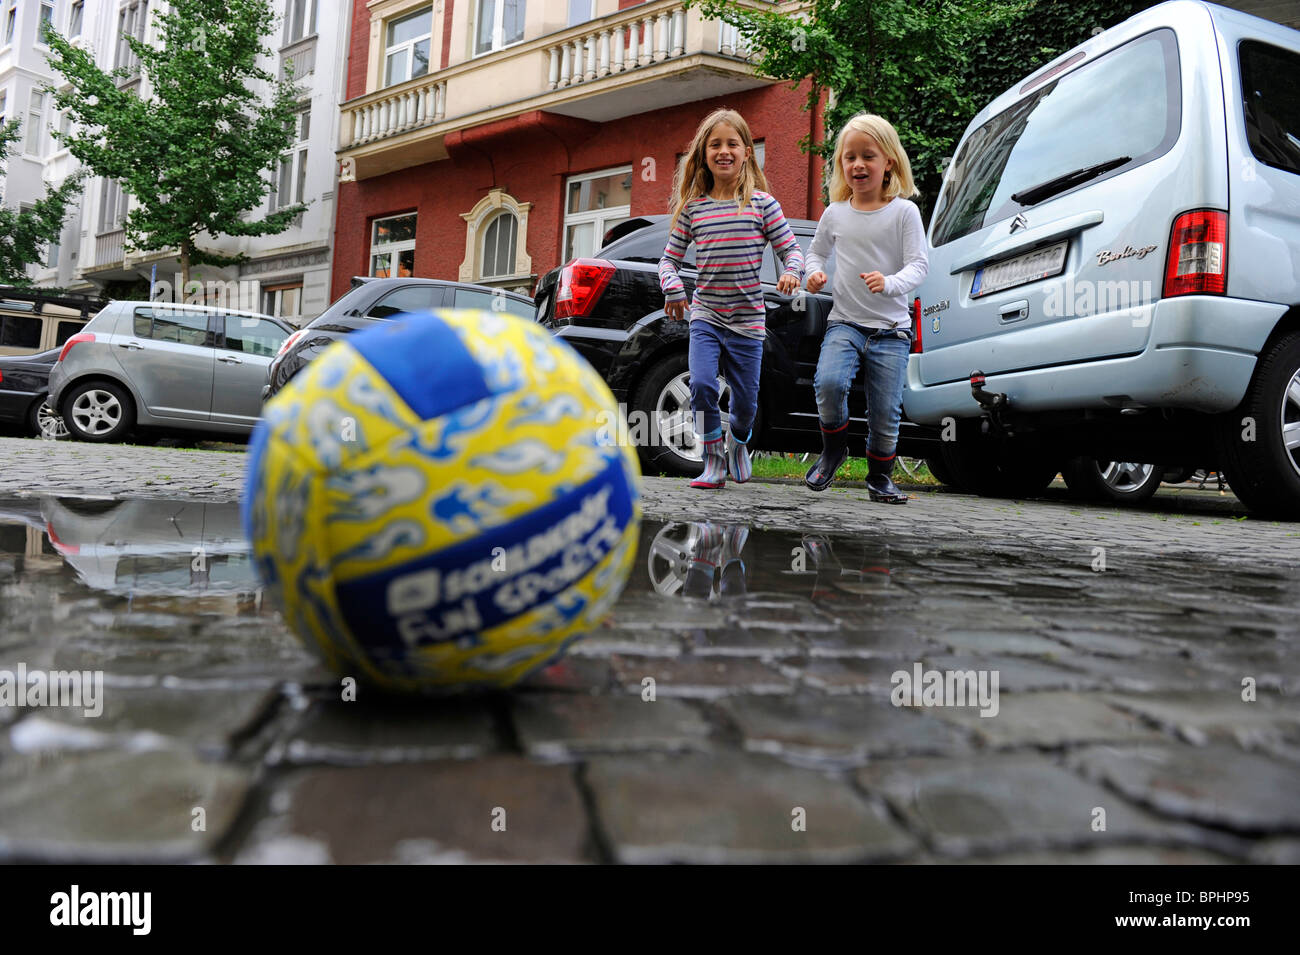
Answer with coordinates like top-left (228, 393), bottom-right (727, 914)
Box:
top-left (534, 217), bottom-right (938, 475)
top-left (263, 277), bottom-right (536, 400)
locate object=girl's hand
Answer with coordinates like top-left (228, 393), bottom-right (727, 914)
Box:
top-left (806, 271), bottom-right (828, 294)
top-left (665, 299), bottom-right (687, 321)
top-left (860, 271), bottom-right (886, 293)
top-left (777, 273), bottom-right (800, 295)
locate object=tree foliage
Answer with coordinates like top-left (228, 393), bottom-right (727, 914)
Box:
top-left (692, 0), bottom-right (1156, 215)
top-left (0, 120), bottom-right (83, 286)
top-left (44, 0), bottom-right (306, 285)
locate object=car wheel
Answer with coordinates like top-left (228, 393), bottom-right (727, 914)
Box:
top-left (1062, 458), bottom-right (1163, 503)
top-left (62, 380), bottom-right (135, 443)
top-left (1216, 330), bottom-right (1300, 520)
top-left (28, 398), bottom-right (69, 441)
top-left (924, 455), bottom-right (957, 487)
top-left (632, 351), bottom-right (756, 477)
top-left (938, 427), bottom-right (1061, 498)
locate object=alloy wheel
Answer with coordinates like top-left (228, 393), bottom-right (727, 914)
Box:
top-left (654, 372), bottom-right (729, 465)
top-left (37, 403), bottom-right (69, 440)
top-left (1280, 366), bottom-right (1300, 480)
top-left (69, 389), bottom-right (123, 437)
top-left (1097, 461), bottom-right (1157, 494)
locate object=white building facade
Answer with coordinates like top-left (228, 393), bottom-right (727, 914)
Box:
top-left (0, 0), bottom-right (346, 326)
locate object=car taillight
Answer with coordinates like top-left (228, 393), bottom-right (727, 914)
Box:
top-left (57, 332), bottom-right (95, 363)
top-left (555, 258), bottom-right (615, 319)
top-left (911, 297), bottom-right (923, 354)
top-left (275, 329), bottom-right (305, 360)
top-left (1163, 210), bottom-right (1227, 297)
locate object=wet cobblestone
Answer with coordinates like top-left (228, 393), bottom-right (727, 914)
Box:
top-left (1, 436), bottom-right (1298, 863)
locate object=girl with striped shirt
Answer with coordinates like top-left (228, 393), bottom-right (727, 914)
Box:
top-left (659, 108), bottom-right (804, 489)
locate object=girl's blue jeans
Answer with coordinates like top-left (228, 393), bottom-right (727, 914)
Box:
top-left (689, 320), bottom-right (762, 441)
top-left (813, 323), bottom-right (911, 458)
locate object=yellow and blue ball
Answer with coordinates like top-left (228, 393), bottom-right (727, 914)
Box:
top-left (242, 308), bottom-right (641, 692)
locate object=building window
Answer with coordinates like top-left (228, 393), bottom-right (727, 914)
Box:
top-left (459, 189), bottom-right (532, 284)
top-left (284, 0), bottom-right (317, 44)
top-left (0, 92), bottom-right (8, 127)
top-left (481, 213), bottom-right (518, 278)
top-left (475, 0), bottom-right (525, 56)
top-left (261, 284), bottom-right (304, 324)
top-left (563, 166), bottom-right (633, 261)
top-left (370, 213), bottom-right (417, 278)
top-left (384, 6), bottom-right (432, 87)
top-left (25, 91), bottom-right (47, 156)
top-left (47, 238), bottom-right (60, 269)
top-left (116, 2), bottom-right (150, 74)
top-left (3, 1), bottom-right (15, 46)
top-left (37, 2), bottom-right (54, 43)
top-left (568, 0), bottom-right (591, 27)
top-left (271, 105), bottom-right (310, 213)
top-left (38, 2), bottom-right (54, 44)
top-left (99, 178), bottom-right (128, 233)
top-left (69, 1), bottom-right (84, 38)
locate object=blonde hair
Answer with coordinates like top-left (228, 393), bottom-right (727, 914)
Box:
top-left (827, 113), bottom-right (918, 203)
top-left (668, 109), bottom-right (769, 232)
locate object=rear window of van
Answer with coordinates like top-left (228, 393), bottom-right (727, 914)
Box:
top-left (1240, 40), bottom-right (1300, 177)
top-left (932, 29), bottom-right (1181, 246)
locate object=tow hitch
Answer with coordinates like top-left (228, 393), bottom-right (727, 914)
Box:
top-left (970, 370), bottom-right (1007, 412)
top-left (970, 370), bottom-right (1014, 435)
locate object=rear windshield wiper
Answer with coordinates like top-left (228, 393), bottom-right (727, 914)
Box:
top-left (1011, 156), bottom-right (1131, 207)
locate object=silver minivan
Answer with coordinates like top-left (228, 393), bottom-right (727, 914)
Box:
top-left (48, 302), bottom-right (291, 442)
top-left (906, 1), bottom-right (1300, 518)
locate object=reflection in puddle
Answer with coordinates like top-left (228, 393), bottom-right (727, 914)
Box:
top-left (644, 521), bottom-right (892, 603)
top-left (2, 494), bottom-right (1298, 658)
top-left (0, 496), bottom-right (265, 615)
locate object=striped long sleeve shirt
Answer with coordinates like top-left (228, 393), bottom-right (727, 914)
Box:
top-left (658, 190), bottom-right (804, 340)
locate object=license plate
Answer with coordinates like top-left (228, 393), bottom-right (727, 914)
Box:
top-left (971, 240), bottom-right (1068, 298)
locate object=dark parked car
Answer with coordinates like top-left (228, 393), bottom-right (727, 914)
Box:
top-left (263, 277), bottom-right (537, 400)
top-left (0, 348), bottom-right (66, 439)
top-left (533, 216), bottom-right (939, 475)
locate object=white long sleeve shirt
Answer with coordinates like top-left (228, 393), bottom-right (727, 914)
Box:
top-left (805, 198), bottom-right (929, 330)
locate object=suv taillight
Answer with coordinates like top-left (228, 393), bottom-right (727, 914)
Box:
top-left (555, 258), bottom-right (615, 319)
top-left (911, 297), bottom-right (923, 354)
top-left (1163, 210), bottom-right (1227, 297)
top-left (275, 329), bottom-right (305, 360)
top-left (57, 332), bottom-right (95, 363)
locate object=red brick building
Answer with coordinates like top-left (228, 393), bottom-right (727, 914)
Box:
top-left (333, 0), bottom-right (826, 301)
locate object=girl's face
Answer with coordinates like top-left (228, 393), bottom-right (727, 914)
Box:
top-left (841, 130), bottom-right (894, 201)
top-left (704, 122), bottom-right (751, 190)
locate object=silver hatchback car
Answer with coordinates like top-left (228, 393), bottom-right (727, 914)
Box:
top-left (906, 1), bottom-right (1300, 518)
top-left (48, 302), bottom-right (291, 442)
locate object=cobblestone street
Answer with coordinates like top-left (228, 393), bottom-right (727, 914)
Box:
top-left (1, 436), bottom-right (1298, 863)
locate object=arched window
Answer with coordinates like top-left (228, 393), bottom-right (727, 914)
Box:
top-left (481, 212), bottom-right (517, 279)
top-left (459, 188), bottom-right (532, 287)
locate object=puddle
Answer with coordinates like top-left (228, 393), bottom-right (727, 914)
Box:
top-left (2, 494), bottom-right (1299, 862)
top-left (1, 494), bottom-right (1296, 675)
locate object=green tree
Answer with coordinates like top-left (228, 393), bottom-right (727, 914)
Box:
top-left (44, 0), bottom-right (306, 288)
top-left (0, 120), bottom-right (83, 286)
top-left (692, 0), bottom-right (1155, 215)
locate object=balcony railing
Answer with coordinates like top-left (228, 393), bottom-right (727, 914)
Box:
top-left (340, 0), bottom-right (765, 154)
top-left (95, 229), bottom-right (125, 267)
top-left (281, 35), bottom-right (316, 81)
top-left (547, 7), bottom-right (751, 89)
top-left (346, 77), bottom-right (448, 148)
